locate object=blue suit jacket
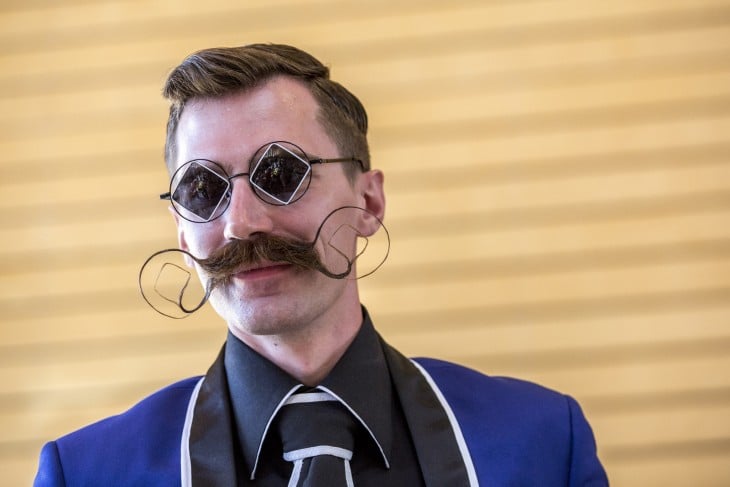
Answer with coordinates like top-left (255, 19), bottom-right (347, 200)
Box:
top-left (35, 343), bottom-right (608, 486)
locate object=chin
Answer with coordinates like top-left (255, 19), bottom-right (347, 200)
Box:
top-left (210, 294), bottom-right (303, 337)
top-left (229, 312), bottom-right (306, 339)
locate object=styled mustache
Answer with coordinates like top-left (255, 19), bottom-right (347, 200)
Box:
top-left (194, 234), bottom-right (349, 281)
top-left (138, 206), bottom-right (389, 319)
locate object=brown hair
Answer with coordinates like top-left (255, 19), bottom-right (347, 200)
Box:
top-left (162, 44), bottom-right (370, 178)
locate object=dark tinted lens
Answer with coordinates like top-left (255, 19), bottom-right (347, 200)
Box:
top-left (250, 143), bottom-right (310, 204)
top-left (172, 161), bottom-right (229, 221)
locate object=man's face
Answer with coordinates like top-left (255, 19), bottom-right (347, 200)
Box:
top-left (171, 76), bottom-right (384, 339)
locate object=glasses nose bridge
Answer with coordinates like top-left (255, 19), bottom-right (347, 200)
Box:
top-left (224, 171), bottom-right (251, 200)
top-left (224, 171), bottom-right (257, 205)
top-left (227, 171), bottom-right (250, 185)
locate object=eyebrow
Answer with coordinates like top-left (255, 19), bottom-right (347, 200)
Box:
top-left (186, 157), bottom-right (241, 176)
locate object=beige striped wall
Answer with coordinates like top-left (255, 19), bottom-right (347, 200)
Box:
top-left (2, 0), bottom-right (729, 485)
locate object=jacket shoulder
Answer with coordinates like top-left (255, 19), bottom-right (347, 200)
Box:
top-left (414, 356), bottom-right (566, 406)
top-left (413, 357), bottom-right (608, 486)
top-left (35, 377), bottom-right (201, 486)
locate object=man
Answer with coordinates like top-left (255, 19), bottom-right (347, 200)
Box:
top-left (34, 44), bottom-right (608, 486)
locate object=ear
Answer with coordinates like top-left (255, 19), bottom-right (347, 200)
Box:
top-left (169, 206), bottom-right (195, 268)
top-left (356, 169), bottom-right (385, 237)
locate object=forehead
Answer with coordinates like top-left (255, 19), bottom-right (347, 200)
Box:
top-left (173, 77), bottom-right (337, 170)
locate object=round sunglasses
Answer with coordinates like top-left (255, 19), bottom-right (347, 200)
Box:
top-left (161, 141), bottom-right (362, 223)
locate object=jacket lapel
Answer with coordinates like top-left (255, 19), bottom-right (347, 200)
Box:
top-left (382, 341), bottom-right (477, 486)
top-left (189, 346), bottom-right (240, 486)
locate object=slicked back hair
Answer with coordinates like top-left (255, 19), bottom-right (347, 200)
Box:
top-left (162, 44), bottom-right (370, 180)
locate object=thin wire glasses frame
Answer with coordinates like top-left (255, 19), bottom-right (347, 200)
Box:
top-left (160, 141), bottom-right (363, 223)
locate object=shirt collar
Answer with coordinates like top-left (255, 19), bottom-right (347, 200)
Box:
top-left (224, 308), bottom-right (392, 479)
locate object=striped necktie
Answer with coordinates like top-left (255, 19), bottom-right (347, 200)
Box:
top-left (277, 390), bottom-right (357, 487)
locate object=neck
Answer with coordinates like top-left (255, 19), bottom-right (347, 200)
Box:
top-left (229, 302), bottom-right (363, 385)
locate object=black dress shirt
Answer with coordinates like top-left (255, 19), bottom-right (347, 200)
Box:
top-left (223, 309), bottom-right (426, 486)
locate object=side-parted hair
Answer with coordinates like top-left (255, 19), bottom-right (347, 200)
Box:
top-left (162, 43), bottom-right (370, 178)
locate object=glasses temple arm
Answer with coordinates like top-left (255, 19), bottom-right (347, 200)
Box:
top-left (310, 157), bottom-right (365, 171)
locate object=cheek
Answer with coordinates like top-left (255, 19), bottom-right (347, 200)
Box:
top-left (311, 207), bottom-right (361, 262)
top-left (180, 223), bottom-right (222, 258)
top-left (294, 182), bottom-right (361, 242)
top-left (275, 199), bottom-right (335, 241)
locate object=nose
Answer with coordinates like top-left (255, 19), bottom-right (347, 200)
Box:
top-left (222, 178), bottom-right (275, 240)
